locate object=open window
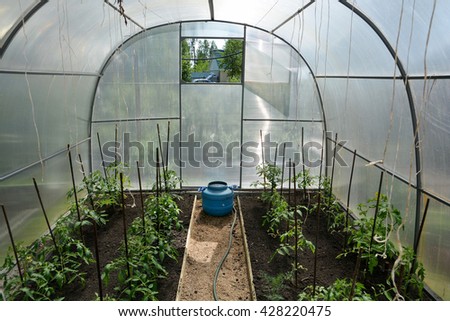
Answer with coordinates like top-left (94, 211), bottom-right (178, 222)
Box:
top-left (181, 38), bottom-right (244, 84)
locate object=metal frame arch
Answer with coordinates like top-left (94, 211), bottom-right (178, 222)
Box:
top-left (339, 0), bottom-right (423, 247)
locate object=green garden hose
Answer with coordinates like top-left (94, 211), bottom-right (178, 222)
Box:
top-left (212, 205), bottom-right (238, 301)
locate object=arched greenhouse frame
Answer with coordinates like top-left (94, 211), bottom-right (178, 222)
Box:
top-left (0, 0), bottom-right (449, 302)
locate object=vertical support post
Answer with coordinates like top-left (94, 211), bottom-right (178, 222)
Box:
top-left (137, 161), bottom-right (146, 237)
top-left (68, 145), bottom-right (83, 240)
top-left (260, 130), bottom-right (266, 191)
top-left (312, 131), bottom-right (325, 296)
top-left (281, 143), bottom-right (286, 195)
top-left (301, 127), bottom-right (306, 201)
top-left (120, 172), bottom-right (131, 280)
top-left (368, 171), bottom-right (385, 259)
top-left (97, 132), bottom-right (108, 179)
top-left (344, 149), bottom-right (357, 249)
top-left (77, 154), bottom-right (103, 300)
top-left (32, 178), bottom-right (62, 265)
top-left (1, 205), bottom-right (24, 284)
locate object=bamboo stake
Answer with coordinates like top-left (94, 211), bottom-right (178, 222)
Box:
top-left (137, 161), bottom-right (146, 236)
top-left (301, 127), bottom-right (307, 202)
top-left (120, 172), bottom-right (131, 279)
top-left (67, 145), bottom-right (83, 240)
top-left (312, 131), bottom-right (325, 296)
top-left (367, 171), bottom-right (385, 263)
top-left (157, 124), bottom-right (168, 191)
top-left (293, 164), bottom-right (298, 287)
top-left (260, 130), bottom-right (266, 191)
top-left (344, 149), bottom-right (357, 250)
top-left (1, 205), bottom-right (24, 284)
top-left (327, 133), bottom-right (338, 229)
top-left (281, 143), bottom-right (286, 195)
top-left (97, 132), bottom-right (108, 179)
top-left (114, 124), bottom-right (118, 179)
top-left (32, 178), bottom-right (62, 265)
top-left (77, 154), bottom-right (103, 300)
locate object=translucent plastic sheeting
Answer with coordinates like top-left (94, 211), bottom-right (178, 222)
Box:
top-left (0, 73), bottom-right (95, 177)
top-left (92, 120), bottom-right (180, 191)
top-left (317, 78), bottom-right (416, 183)
top-left (0, 1), bottom-right (134, 73)
top-left (93, 24), bottom-right (180, 121)
top-left (418, 200), bottom-right (450, 300)
top-left (213, 0), bottom-right (303, 31)
top-left (181, 21), bottom-right (244, 38)
top-left (410, 79), bottom-right (450, 201)
top-left (244, 27), bottom-right (322, 121)
top-left (355, 0), bottom-right (450, 76)
top-left (0, 141), bottom-right (88, 262)
top-left (0, 0), bottom-right (36, 43)
top-left (275, 0), bottom-right (400, 77)
top-left (124, 0), bottom-right (210, 29)
top-left (331, 147), bottom-right (417, 245)
top-left (180, 85), bottom-right (242, 187)
top-left (241, 121), bottom-right (323, 188)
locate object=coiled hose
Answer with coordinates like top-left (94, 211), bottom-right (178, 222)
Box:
top-left (212, 205), bottom-right (238, 301)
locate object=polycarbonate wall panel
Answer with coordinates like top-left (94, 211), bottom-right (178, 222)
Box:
top-left (0, 141), bottom-right (89, 262)
top-left (181, 21), bottom-right (244, 38)
top-left (275, 0), bottom-right (399, 77)
top-left (318, 78), bottom-right (416, 182)
top-left (0, 0), bottom-right (36, 41)
top-left (332, 147), bottom-right (417, 244)
top-left (0, 73), bottom-right (95, 177)
top-left (241, 121), bottom-right (323, 188)
top-left (411, 79), bottom-right (450, 201)
top-left (0, 1), bottom-right (134, 73)
top-left (126, 0), bottom-right (210, 29)
top-left (213, 0), bottom-right (302, 31)
top-left (92, 120), bottom-right (180, 190)
top-left (245, 28), bottom-right (322, 121)
top-left (93, 25), bottom-right (180, 121)
top-left (355, 0), bottom-right (450, 76)
top-left (181, 85), bottom-right (242, 187)
top-left (418, 200), bottom-right (450, 300)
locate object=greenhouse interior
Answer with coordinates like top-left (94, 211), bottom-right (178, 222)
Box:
top-left (0, 0), bottom-right (449, 301)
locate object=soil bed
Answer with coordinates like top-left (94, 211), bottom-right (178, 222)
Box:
top-left (60, 191), bottom-right (427, 301)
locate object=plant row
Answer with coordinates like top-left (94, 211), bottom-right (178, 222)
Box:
top-left (253, 162), bottom-right (425, 301)
top-left (1, 163), bottom-right (183, 301)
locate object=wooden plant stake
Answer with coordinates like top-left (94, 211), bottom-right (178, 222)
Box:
top-left (344, 149), bottom-right (357, 250)
top-left (77, 154), bottom-right (103, 300)
top-left (120, 172), bottom-right (131, 280)
top-left (97, 132), bottom-right (108, 179)
top-left (32, 178), bottom-right (62, 266)
top-left (1, 205), bottom-right (24, 284)
top-left (137, 161), bottom-right (146, 237)
top-left (67, 145), bottom-right (83, 240)
top-left (260, 130), bottom-right (266, 191)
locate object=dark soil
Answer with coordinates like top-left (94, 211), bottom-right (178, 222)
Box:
top-left (63, 192), bottom-right (195, 301)
top-left (61, 191), bottom-right (428, 301)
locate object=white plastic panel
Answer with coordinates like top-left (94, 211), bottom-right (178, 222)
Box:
top-left (92, 120), bottom-right (180, 190)
top-left (318, 78), bottom-right (416, 182)
top-left (181, 21), bottom-right (244, 38)
top-left (418, 200), bottom-right (450, 300)
top-left (0, 73), bottom-right (95, 177)
top-left (0, 141), bottom-right (89, 262)
top-left (181, 85), bottom-right (242, 187)
top-left (244, 27), bottom-right (322, 121)
top-left (411, 79), bottom-right (450, 201)
top-left (0, 1), bottom-right (134, 73)
top-left (0, 0), bottom-right (36, 42)
top-left (355, 0), bottom-right (450, 76)
top-left (241, 121), bottom-right (324, 188)
top-left (275, 0), bottom-right (400, 76)
top-left (213, 0), bottom-right (303, 31)
top-left (93, 24), bottom-right (180, 121)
